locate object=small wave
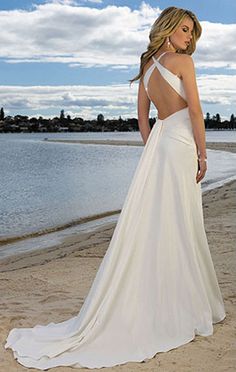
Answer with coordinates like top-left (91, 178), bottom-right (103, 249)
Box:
top-left (1, 176), bottom-right (235, 247)
top-left (0, 209), bottom-right (121, 246)
top-left (202, 175), bottom-right (236, 193)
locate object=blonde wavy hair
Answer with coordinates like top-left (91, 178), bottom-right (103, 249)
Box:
top-left (130, 7), bottom-right (202, 84)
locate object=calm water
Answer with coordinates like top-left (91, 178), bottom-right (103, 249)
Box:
top-left (0, 131), bottom-right (236, 246)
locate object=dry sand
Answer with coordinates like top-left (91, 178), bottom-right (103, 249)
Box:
top-left (0, 143), bottom-right (236, 371)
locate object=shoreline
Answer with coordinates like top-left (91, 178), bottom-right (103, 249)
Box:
top-left (0, 178), bottom-right (235, 273)
top-left (0, 175), bottom-right (236, 264)
top-left (1, 179), bottom-right (235, 371)
top-left (0, 209), bottom-right (121, 246)
top-left (0, 141), bottom-right (235, 261)
top-left (44, 139), bottom-right (236, 153)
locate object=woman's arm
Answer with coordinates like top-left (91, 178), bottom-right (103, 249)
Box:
top-left (137, 79), bottom-right (151, 145)
top-left (180, 54), bottom-right (207, 160)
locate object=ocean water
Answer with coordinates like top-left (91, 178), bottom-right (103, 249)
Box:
top-left (0, 131), bottom-right (235, 258)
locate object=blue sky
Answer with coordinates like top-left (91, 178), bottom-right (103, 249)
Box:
top-left (1, 0), bottom-right (236, 23)
top-left (0, 0), bottom-right (235, 119)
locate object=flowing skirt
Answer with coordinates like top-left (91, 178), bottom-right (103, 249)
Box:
top-left (5, 107), bottom-right (226, 370)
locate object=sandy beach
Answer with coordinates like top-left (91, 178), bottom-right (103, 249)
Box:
top-left (1, 144), bottom-right (236, 371)
top-left (44, 138), bottom-right (236, 153)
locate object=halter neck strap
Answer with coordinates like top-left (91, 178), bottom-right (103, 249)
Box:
top-left (152, 52), bottom-right (168, 62)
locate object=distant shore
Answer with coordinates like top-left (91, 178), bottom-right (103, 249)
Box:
top-left (44, 138), bottom-right (236, 153)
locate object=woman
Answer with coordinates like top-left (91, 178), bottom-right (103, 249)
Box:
top-left (5, 6), bottom-right (226, 370)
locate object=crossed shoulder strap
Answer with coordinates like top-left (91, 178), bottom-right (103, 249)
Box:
top-left (143, 52), bottom-right (187, 101)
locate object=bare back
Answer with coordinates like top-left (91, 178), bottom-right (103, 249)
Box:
top-left (142, 52), bottom-right (188, 120)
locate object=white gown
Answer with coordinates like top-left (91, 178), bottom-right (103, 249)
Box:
top-left (5, 52), bottom-right (226, 370)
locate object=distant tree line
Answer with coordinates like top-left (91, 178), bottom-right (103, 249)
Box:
top-left (205, 112), bottom-right (236, 130)
top-left (0, 107), bottom-right (235, 133)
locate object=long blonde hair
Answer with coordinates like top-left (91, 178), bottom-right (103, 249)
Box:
top-left (130, 7), bottom-right (202, 84)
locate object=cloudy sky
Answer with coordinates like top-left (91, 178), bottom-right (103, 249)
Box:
top-left (0, 0), bottom-right (235, 120)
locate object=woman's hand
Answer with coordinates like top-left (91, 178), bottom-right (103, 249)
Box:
top-left (196, 159), bottom-right (207, 183)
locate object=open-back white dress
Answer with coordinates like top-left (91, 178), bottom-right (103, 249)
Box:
top-left (5, 52), bottom-right (226, 370)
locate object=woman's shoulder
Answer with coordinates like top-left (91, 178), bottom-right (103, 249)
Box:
top-left (158, 52), bottom-right (194, 69)
top-left (167, 53), bottom-right (195, 73)
top-left (157, 52), bottom-right (194, 78)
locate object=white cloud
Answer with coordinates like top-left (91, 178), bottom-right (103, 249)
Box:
top-left (48, 0), bottom-right (78, 5)
top-left (194, 21), bottom-right (236, 69)
top-left (0, 2), bottom-right (235, 119)
top-left (83, 0), bottom-right (103, 3)
top-left (197, 74), bottom-right (236, 106)
top-left (0, 2), bottom-right (152, 66)
top-left (1, 74), bottom-right (235, 119)
top-left (0, 84), bottom-right (138, 119)
top-left (0, 2), bottom-right (235, 69)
